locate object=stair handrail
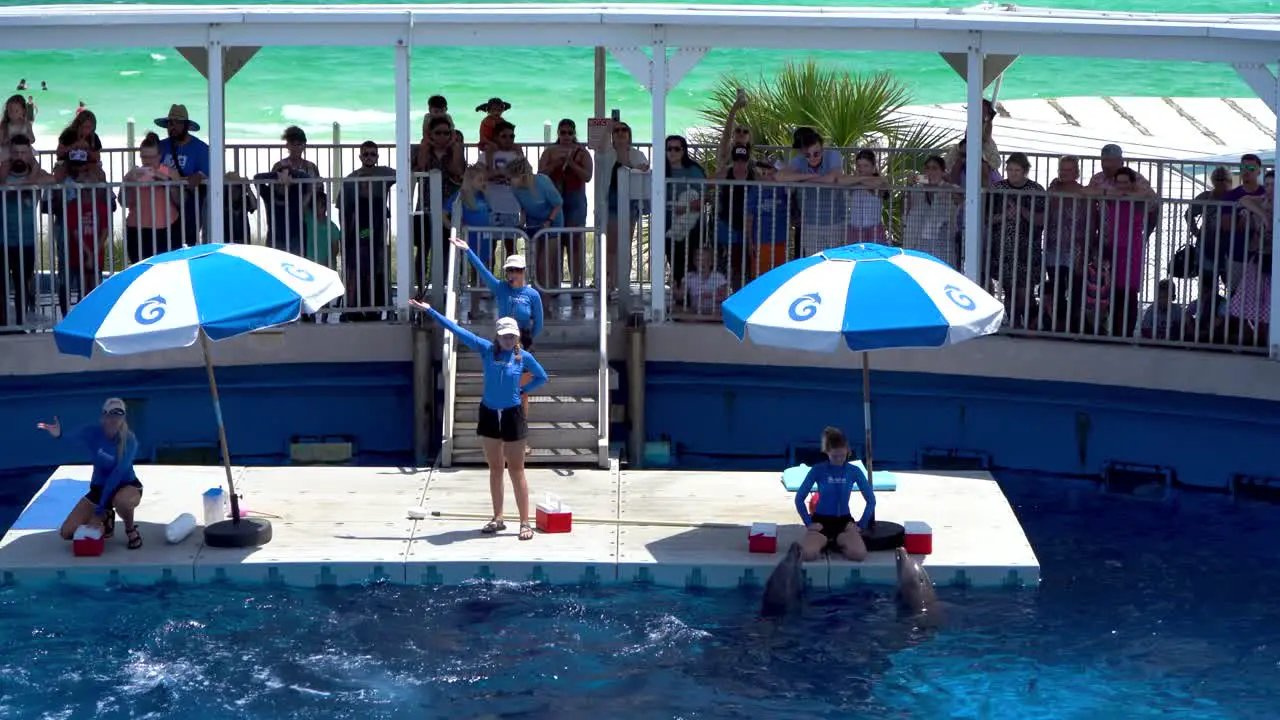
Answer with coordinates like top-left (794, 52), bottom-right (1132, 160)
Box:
top-left (598, 171), bottom-right (625, 468)
top-left (438, 172), bottom-right (461, 468)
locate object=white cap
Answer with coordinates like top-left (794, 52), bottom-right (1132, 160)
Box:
top-left (495, 317), bottom-right (521, 337)
top-left (503, 254), bottom-right (526, 271)
top-left (102, 398), bottom-right (127, 416)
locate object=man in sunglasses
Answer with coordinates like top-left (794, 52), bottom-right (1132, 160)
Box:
top-left (336, 140), bottom-right (395, 321)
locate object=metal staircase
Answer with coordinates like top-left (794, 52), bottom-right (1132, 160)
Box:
top-left (439, 226), bottom-right (611, 469)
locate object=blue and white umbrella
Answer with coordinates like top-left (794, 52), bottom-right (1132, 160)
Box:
top-left (723, 243), bottom-right (1004, 352)
top-left (53, 243), bottom-right (344, 543)
top-left (722, 243), bottom-right (1004, 483)
top-left (55, 243), bottom-right (344, 358)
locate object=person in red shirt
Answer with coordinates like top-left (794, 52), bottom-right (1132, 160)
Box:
top-left (476, 97), bottom-right (511, 154)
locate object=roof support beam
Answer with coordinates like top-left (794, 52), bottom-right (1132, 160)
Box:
top-left (608, 46), bottom-right (706, 93)
top-left (177, 46), bottom-right (260, 83)
top-left (1233, 63), bottom-right (1278, 115)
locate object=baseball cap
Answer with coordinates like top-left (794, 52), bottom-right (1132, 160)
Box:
top-left (1101, 143), bottom-right (1124, 159)
top-left (495, 317), bottom-right (520, 337)
top-left (102, 398), bottom-right (127, 416)
top-left (503, 254), bottom-right (526, 271)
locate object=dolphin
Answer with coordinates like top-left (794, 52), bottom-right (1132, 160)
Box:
top-left (894, 546), bottom-right (942, 622)
top-left (760, 541), bottom-right (805, 617)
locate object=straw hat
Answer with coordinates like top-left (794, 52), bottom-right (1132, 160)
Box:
top-left (154, 104), bottom-right (201, 132)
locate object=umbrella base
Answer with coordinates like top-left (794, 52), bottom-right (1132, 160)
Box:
top-left (863, 520), bottom-right (905, 553)
top-left (204, 517), bottom-right (273, 548)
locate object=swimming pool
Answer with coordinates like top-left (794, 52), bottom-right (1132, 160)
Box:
top-left (0, 471), bottom-right (1277, 719)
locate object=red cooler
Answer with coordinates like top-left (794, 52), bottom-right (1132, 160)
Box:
top-left (904, 521), bottom-right (933, 555)
top-left (748, 522), bottom-right (777, 554)
top-left (72, 525), bottom-right (105, 557)
top-left (535, 494), bottom-right (572, 534)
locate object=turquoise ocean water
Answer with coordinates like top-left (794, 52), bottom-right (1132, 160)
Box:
top-left (0, 0), bottom-right (1275, 145)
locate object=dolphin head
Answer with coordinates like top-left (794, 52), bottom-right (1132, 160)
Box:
top-left (895, 546), bottom-right (911, 577)
top-left (785, 541), bottom-right (803, 564)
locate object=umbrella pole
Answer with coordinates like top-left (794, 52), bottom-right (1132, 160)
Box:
top-left (200, 330), bottom-right (242, 524)
top-left (862, 351), bottom-right (875, 524)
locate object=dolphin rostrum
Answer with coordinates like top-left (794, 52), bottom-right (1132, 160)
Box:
top-left (760, 541), bottom-right (805, 617)
top-left (895, 546), bottom-right (941, 619)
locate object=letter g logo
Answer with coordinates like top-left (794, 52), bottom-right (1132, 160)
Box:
top-left (134, 296), bottom-right (167, 325)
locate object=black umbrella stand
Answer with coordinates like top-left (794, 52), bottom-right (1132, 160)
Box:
top-left (199, 330), bottom-right (274, 548)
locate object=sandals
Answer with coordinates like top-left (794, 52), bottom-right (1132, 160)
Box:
top-left (480, 519), bottom-right (507, 534)
top-left (519, 523), bottom-right (534, 541)
top-left (125, 525), bottom-right (142, 550)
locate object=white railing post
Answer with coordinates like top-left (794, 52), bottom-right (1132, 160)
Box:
top-left (649, 35), bottom-right (668, 321)
top-left (125, 120), bottom-right (137, 171)
top-left (596, 206), bottom-right (611, 468)
top-left (962, 34), bottom-right (983, 283)
top-left (429, 170), bottom-right (445, 310)
top-left (1270, 59), bottom-right (1280, 360)
top-left (394, 38), bottom-right (413, 320)
top-left (206, 36), bottom-right (225, 246)
top-left (440, 216), bottom-right (461, 467)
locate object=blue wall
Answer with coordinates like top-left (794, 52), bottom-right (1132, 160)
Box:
top-left (644, 362), bottom-right (1280, 489)
top-left (0, 362), bottom-right (415, 472)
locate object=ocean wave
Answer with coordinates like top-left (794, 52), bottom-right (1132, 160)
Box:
top-left (119, 70), bottom-right (141, 77)
top-left (150, 53), bottom-right (166, 61)
top-left (281, 105), bottom-right (395, 128)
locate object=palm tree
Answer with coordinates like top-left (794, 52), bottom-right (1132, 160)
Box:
top-left (697, 59), bottom-right (955, 169)
top-left (696, 60), bottom-right (958, 240)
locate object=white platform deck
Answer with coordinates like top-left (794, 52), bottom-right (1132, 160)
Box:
top-left (0, 464), bottom-right (1040, 590)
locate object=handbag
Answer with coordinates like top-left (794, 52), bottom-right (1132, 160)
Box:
top-left (1168, 243), bottom-right (1201, 279)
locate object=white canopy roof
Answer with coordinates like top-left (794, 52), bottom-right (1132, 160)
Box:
top-left (0, 3), bottom-right (1278, 66)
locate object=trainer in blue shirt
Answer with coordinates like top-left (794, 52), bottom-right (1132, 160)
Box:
top-left (451, 235), bottom-right (544, 349)
top-left (37, 398), bottom-right (146, 549)
top-left (794, 426), bottom-right (874, 562)
top-left (410, 299), bottom-right (548, 541)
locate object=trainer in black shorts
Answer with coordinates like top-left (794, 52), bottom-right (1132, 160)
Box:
top-left (476, 403), bottom-right (529, 442)
top-left (85, 479), bottom-right (144, 509)
top-left (811, 513), bottom-right (857, 548)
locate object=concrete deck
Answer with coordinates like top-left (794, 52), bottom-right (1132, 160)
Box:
top-left (0, 464), bottom-right (1040, 590)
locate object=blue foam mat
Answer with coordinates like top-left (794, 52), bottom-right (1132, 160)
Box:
top-left (781, 462), bottom-right (898, 492)
top-left (8, 478), bottom-right (89, 531)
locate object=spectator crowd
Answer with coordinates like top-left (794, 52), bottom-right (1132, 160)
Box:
top-left (0, 92), bottom-right (1271, 350)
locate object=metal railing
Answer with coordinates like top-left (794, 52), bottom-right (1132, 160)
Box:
top-left (647, 174), bottom-right (1272, 353)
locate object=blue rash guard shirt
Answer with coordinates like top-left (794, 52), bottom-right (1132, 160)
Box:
top-left (427, 306), bottom-right (548, 409)
top-left (794, 461), bottom-right (876, 529)
top-left (462, 247), bottom-right (544, 339)
top-left (70, 425), bottom-right (139, 514)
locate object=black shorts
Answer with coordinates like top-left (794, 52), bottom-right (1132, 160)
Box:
top-left (85, 480), bottom-right (143, 509)
top-left (477, 403), bottom-right (528, 442)
top-left (812, 514), bottom-right (856, 547)
top-left (520, 327), bottom-right (534, 351)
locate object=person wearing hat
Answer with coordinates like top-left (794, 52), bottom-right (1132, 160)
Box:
top-left (408, 298), bottom-right (548, 541)
top-left (476, 97), bottom-right (511, 154)
top-left (37, 398), bottom-right (145, 550)
top-left (944, 98), bottom-right (1002, 173)
top-left (155, 104), bottom-right (211, 246)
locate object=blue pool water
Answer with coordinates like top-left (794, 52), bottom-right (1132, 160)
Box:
top-left (1, 471), bottom-right (1279, 718)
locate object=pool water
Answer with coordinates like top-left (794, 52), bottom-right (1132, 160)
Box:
top-left (2, 471), bottom-right (1279, 719)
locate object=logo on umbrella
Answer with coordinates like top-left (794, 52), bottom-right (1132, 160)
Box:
top-left (788, 293), bottom-right (822, 322)
top-left (281, 262), bottom-right (314, 282)
top-left (134, 296), bottom-right (167, 325)
top-left (943, 284), bottom-right (976, 311)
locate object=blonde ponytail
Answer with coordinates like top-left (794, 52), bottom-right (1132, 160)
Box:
top-left (117, 420), bottom-right (130, 460)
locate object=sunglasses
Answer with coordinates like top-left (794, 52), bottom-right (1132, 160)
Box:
top-left (805, 150), bottom-right (823, 159)
top-left (499, 134), bottom-right (514, 140)
top-left (1243, 164), bottom-right (1260, 172)
top-left (360, 152), bottom-right (378, 158)
top-left (734, 128), bottom-right (750, 135)
top-left (666, 146), bottom-right (682, 152)
top-left (559, 130), bottom-right (575, 136)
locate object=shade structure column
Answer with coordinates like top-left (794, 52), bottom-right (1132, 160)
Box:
top-left (962, 34), bottom-right (984, 284)
top-left (206, 35), bottom-right (225, 246)
top-left (649, 32), bottom-right (668, 321)
top-left (395, 36), bottom-right (413, 320)
top-left (1271, 60), bottom-right (1280, 360)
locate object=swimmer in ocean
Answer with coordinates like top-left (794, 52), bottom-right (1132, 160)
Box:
top-left (794, 426), bottom-right (875, 562)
